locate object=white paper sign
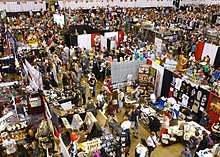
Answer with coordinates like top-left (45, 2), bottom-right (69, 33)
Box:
top-left (164, 59), bottom-right (178, 72)
top-left (60, 101), bottom-right (72, 111)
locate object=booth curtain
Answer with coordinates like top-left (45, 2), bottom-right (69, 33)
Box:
top-left (195, 41), bottom-right (205, 61)
top-left (214, 47), bottom-right (220, 69)
top-left (161, 69), bottom-right (173, 97)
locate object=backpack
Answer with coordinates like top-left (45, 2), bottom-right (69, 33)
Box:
top-left (188, 136), bottom-right (199, 149)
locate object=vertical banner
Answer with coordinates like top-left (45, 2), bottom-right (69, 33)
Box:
top-left (91, 33), bottom-right (101, 49)
top-left (195, 41), bottom-right (205, 61)
top-left (5, 30), bottom-right (17, 57)
top-left (213, 47), bottom-right (220, 69)
top-left (148, 67), bottom-right (157, 92)
top-left (152, 62), bottom-right (164, 97)
top-left (118, 31), bottom-right (124, 45)
top-left (154, 37), bottom-right (162, 58)
top-left (100, 35), bottom-right (107, 51)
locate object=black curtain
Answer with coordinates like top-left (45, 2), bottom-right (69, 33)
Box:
top-left (107, 39), bottom-right (111, 51)
top-left (214, 47), bottom-right (220, 69)
top-left (64, 33), bottom-right (77, 47)
top-left (161, 69), bottom-right (173, 97)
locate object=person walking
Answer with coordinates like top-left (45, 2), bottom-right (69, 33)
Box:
top-left (135, 138), bottom-right (148, 157)
top-left (146, 132), bottom-right (158, 157)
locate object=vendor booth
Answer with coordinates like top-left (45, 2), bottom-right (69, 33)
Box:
top-left (64, 25), bottom-right (124, 51)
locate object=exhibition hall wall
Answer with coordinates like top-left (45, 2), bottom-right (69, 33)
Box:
top-left (0, 0), bottom-right (220, 12)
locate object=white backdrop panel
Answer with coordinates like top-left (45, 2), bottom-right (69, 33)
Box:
top-left (202, 43), bottom-right (218, 65)
top-left (101, 35), bottom-right (107, 51)
top-left (104, 32), bottom-right (118, 42)
top-left (152, 62), bottom-right (164, 97)
top-left (77, 34), bottom-right (92, 50)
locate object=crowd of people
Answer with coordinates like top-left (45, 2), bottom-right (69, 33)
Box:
top-left (0, 3), bottom-right (219, 157)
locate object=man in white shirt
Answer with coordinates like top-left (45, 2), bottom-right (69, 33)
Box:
top-left (3, 135), bottom-right (17, 157)
top-left (147, 132), bottom-right (158, 157)
top-left (136, 138), bottom-right (148, 157)
top-left (150, 93), bottom-right (156, 104)
top-left (121, 116), bottom-right (131, 146)
top-left (70, 46), bottom-right (75, 58)
top-left (96, 91), bottom-right (104, 109)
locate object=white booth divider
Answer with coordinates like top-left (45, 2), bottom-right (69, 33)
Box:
top-left (201, 43), bottom-right (218, 65)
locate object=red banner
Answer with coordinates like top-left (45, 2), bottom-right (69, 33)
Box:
top-left (118, 31), bottom-right (124, 46)
top-left (91, 33), bottom-right (101, 49)
top-left (195, 41), bottom-right (205, 61)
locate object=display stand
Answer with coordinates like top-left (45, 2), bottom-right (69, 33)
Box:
top-left (27, 92), bottom-right (44, 115)
top-left (108, 119), bottom-right (127, 148)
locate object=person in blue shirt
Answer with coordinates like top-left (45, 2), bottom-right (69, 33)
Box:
top-left (214, 68), bottom-right (220, 80)
top-left (181, 147), bottom-right (192, 157)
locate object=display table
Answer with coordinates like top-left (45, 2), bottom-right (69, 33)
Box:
top-left (139, 106), bottom-right (163, 128)
top-left (161, 121), bottom-right (210, 145)
top-left (78, 138), bottom-right (102, 153)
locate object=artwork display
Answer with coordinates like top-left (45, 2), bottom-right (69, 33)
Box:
top-left (111, 60), bottom-right (145, 84)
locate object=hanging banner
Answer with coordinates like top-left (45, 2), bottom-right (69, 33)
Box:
top-left (91, 33), bottom-right (101, 49)
top-left (6, 30), bottom-right (17, 57)
top-left (138, 64), bottom-right (149, 85)
top-left (147, 66), bottom-right (157, 92)
top-left (155, 37), bottom-right (162, 58)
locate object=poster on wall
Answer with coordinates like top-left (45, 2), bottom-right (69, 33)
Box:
top-left (147, 67), bottom-right (157, 92)
top-left (138, 64), bottom-right (149, 85)
top-left (111, 60), bottom-right (145, 84)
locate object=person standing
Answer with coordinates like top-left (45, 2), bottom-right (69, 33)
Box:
top-left (96, 91), bottom-right (105, 109)
top-left (135, 138), bottom-right (148, 157)
top-left (86, 97), bottom-right (96, 112)
top-left (69, 131), bottom-right (79, 157)
top-left (129, 105), bottom-right (139, 138)
top-left (3, 135), bottom-right (17, 157)
top-left (199, 110), bottom-right (210, 128)
top-left (118, 89), bottom-right (124, 112)
top-left (88, 74), bottom-right (97, 97)
top-left (181, 147), bottom-right (192, 157)
top-left (80, 81), bottom-right (87, 105)
top-left (121, 115), bottom-right (132, 147)
top-left (146, 132), bottom-right (158, 157)
top-left (188, 135), bottom-right (200, 157)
